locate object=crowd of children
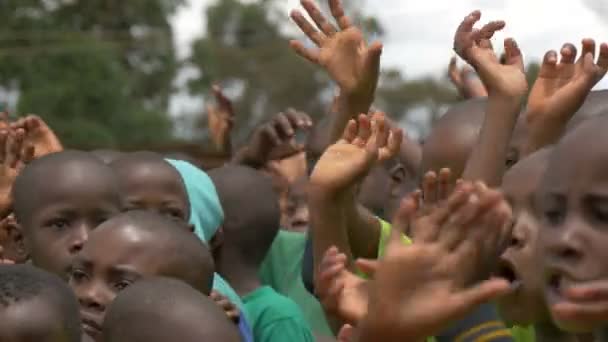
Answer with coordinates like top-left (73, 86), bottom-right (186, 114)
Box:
top-left (1, 0), bottom-right (608, 341)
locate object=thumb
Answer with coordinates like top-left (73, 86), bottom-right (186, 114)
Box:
top-left (355, 258), bottom-right (379, 276)
top-left (457, 279), bottom-right (511, 314)
top-left (364, 41), bottom-right (383, 78)
top-left (337, 324), bottom-right (357, 342)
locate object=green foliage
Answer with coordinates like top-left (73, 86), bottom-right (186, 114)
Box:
top-left (0, 0), bottom-right (181, 148)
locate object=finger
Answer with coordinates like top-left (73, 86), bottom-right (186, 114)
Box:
top-left (355, 258), bottom-right (378, 276)
top-left (0, 130), bottom-right (7, 166)
top-left (564, 281), bottom-right (608, 302)
top-left (479, 20), bottom-right (505, 41)
top-left (390, 194), bottom-right (418, 244)
top-left (262, 125), bottom-right (282, 146)
top-left (290, 10), bottom-right (325, 46)
top-left (301, 0), bottom-right (337, 36)
top-left (289, 40), bottom-right (320, 64)
top-left (456, 10), bottom-right (482, 36)
top-left (329, 0), bottom-right (352, 30)
top-left (379, 128), bottom-right (403, 161)
top-left (552, 300), bottom-right (608, 326)
top-left (540, 50), bottom-right (558, 76)
top-left (504, 38), bottom-right (523, 70)
top-left (457, 279), bottom-right (512, 313)
top-left (364, 41), bottom-right (383, 81)
top-left (422, 171), bottom-right (438, 207)
top-left (10, 129), bottom-right (24, 168)
top-left (438, 168), bottom-right (452, 201)
top-left (274, 113), bottom-right (295, 138)
top-left (559, 43), bottom-right (577, 65)
top-left (287, 108), bottom-right (312, 127)
top-left (5, 131), bottom-right (18, 169)
top-left (580, 38), bottom-right (596, 62)
top-left (429, 182), bottom-right (475, 226)
top-left (598, 42), bottom-right (608, 71)
top-left (370, 112), bottom-right (389, 149)
top-left (337, 324), bottom-right (356, 342)
top-left (342, 119), bottom-right (358, 142)
top-left (353, 114), bottom-right (371, 146)
top-left (449, 56), bottom-right (458, 74)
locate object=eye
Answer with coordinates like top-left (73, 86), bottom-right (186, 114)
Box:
top-left (587, 198), bottom-right (608, 224)
top-left (93, 216), bottom-right (110, 227)
top-left (48, 218), bottom-right (70, 231)
top-left (164, 208), bottom-right (184, 221)
top-left (543, 207), bottom-right (565, 226)
top-left (114, 280), bottom-right (133, 291)
top-left (70, 269), bottom-right (88, 283)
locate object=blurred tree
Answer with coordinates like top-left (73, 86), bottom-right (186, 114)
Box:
top-left (189, 0), bottom-right (463, 142)
top-left (0, 0), bottom-right (181, 148)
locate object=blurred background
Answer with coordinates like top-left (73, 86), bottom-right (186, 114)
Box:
top-left (0, 0), bottom-right (606, 152)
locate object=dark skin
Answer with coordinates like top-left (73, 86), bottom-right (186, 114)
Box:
top-left (498, 149), bottom-right (550, 327)
top-left (537, 116), bottom-right (608, 334)
top-left (70, 224), bottom-right (204, 342)
top-left (282, 177), bottom-right (310, 233)
top-left (0, 298), bottom-right (74, 342)
top-left (17, 162), bottom-right (121, 279)
top-left (111, 156), bottom-right (189, 223)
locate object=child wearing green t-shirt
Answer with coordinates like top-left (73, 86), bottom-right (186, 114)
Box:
top-left (209, 165), bottom-right (314, 342)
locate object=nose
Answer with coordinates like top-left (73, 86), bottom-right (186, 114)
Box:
top-left (545, 226), bottom-right (585, 266)
top-left (77, 283), bottom-right (108, 313)
top-left (69, 223), bottom-right (90, 254)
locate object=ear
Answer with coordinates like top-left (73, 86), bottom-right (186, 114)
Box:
top-left (389, 165), bottom-right (408, 197)
top-left (187, 223), bottom-right (195, 233)
top-left (210, 226), bottom-right (225, 253)
top-left (5, 220), bottom-right (29, 263)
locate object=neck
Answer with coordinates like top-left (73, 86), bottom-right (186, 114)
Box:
top-left (535, 322), bottom-right (592, 342)
top-left (215, 249), bottom-right (261, 297)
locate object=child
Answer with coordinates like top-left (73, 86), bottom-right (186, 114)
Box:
top-left (110, 152), bottom-right (190, 222)
top-left (103, 277), bottom-right (241, 342)
top-left (208, 164), bottom-right (315, 342)
top-left (535, 114), bottom-right (608, 337)
top-left (68, 210), bottom-right (215, 341)
top-left (12, 150), bottom-right (122, 279)
top-left (0, 264), bottom-right (81, 342)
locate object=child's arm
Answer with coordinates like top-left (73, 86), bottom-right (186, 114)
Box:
top-left (309, 113), bottom-right (402, 271)
top-left (232, 110), bottom-right (312, 169)
top-left (524, 40), bottom-right (608, 156)
top-left (290, 0), bottom-right (382, 144)
top-left (206, 84), bottom-right (235, 156)
top-left (0, 127), bottom-right (34, 218)
top-left (454, 11), bottom-right (528, 186)
top-left (357, 182), bottom-right (514, 342)
top-left (449, 56), bottom-right (489, 99)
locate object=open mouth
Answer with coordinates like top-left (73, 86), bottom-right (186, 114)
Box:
top-left (496, 258), bottom-right (522, 289)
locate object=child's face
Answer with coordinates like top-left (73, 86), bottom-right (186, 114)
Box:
top-left (69, 225), bottom-right (176, 342)
top-left (496, 155), bottom-right (549, 326)
top-left (119, 164), bottom-right (189, 222)
top-left (23, 172), bottom-right (121, 279)
top-left (537, 134), bottom-right (608, 332)
top-left (0, 298), bottom-right (71, 342)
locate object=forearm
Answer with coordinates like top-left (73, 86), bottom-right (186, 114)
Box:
top-left (309, 187), bottom-right (354, 273)
top-left (342, 195), bottom-right (382, 260)
top-left (463, 94), bottom-right (523, 186)
top-left (231, 146), bottom-right (265, 169)
top-left (523, 113), bottom-right (571, 157)
top-left (330, 92), bottom-right (374, 143)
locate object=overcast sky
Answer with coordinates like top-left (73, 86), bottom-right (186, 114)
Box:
top-left (169, 0), bottom-right (608, 114)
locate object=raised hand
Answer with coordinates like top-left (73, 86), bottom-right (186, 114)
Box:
top-left (524, 40), bottom-right (608, 154)
top-left (290, 0), bottom-right (382, 100)
top-left (315, 246), bottom-right (369, 324)
top-left (546, 280), bottom-right (608, 332)
top-left (358, 182), bottom-right (513, 341)
top-left (207, 85), bottom-right (235, 154)
top-left (234, 110), bottom-right (312, 168)
top-left (454, 11), bottom-right (527, 97)
top-left (0, 129), bottom-right (35, 217)
top-left (449, 56), bottom-right (489, 99)
top-left (11, 115), bottom-right (62, 159)
top-left (309, 112), bottom-right (402, 195)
